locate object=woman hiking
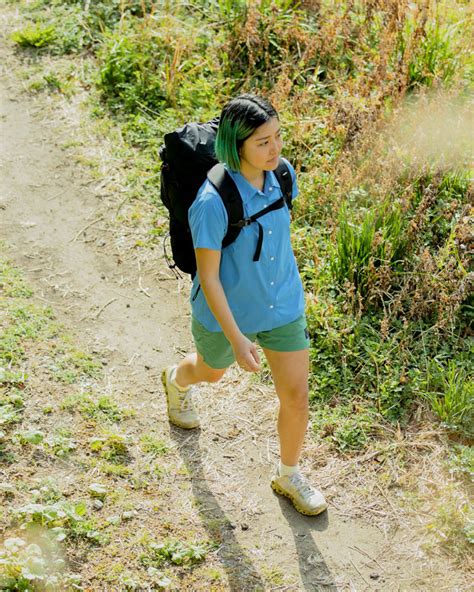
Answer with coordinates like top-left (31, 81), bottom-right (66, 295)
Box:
top-left (162, 94), bottom-right (327, 517)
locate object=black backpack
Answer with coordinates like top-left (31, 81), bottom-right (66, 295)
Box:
top-left (159, 118), bottom-right (293, 278)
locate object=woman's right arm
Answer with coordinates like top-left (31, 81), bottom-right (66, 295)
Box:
top-left (195, 247), bottom-right (260, 372)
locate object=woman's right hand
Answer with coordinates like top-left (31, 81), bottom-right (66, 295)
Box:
top-left (232, 335), bottom-right (261, 372)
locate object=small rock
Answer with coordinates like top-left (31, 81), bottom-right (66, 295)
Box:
top-left (369, 573), bottom-right (380, 580)
top-left (92, 499), bottom-right (103, 510)
top-left (126, 304), bottom-right (131, 308)
top-left (241, 523), bottom-right (249, 531)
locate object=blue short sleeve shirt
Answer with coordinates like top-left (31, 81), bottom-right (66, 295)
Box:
top-left (188, 158), bottom-right (305, 333)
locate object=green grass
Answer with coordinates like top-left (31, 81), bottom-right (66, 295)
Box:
top-left (61, 392), bottom-right (135, 423)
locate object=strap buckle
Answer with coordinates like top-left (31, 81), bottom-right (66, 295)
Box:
top-left (235, 218), bottom-right (253, 228)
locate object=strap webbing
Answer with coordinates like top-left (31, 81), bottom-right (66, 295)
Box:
top-left (207, 158), bottom-right (292, 262)
top-left (230, 197), bottom-right (286, 261)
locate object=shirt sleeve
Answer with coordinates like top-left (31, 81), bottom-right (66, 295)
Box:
top-left (188, 184), bottom-right (228, 251)
top-left (281, 157), bottom-right (299, 200)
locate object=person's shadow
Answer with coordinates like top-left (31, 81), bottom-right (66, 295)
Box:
top-left (170, 425), bottom-right (338, 591)
top-left (170, 426), bottom-right (266, 590)
top-left (274, 497), bottom-right (338, 591)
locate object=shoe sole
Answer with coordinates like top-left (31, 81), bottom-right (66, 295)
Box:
top-left (271, 480), bottom-right (328, 516)
top-left (161, 369), bottom-right (200, 430)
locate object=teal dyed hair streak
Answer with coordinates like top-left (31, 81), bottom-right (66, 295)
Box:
top-left (215, 94), bottom-right (278, 172)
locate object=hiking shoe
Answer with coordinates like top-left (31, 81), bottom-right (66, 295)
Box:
top-left (161, 366), bottom-right (200, 429)
top-left (271, 471), bottom-right (327, 516)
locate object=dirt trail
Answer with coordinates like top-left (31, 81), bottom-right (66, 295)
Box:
top-left (0, 31), bottom-right (466, 592)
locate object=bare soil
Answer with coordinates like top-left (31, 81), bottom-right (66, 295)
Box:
top-left (0, 18), bottom-right (470, 592)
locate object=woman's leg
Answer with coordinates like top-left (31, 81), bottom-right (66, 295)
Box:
top-left (175, 352), bottom-right (227, 387)
top-left (262, 348), bottom-right (309, 466)
top-left (262, 347), bottom-right (327, 515)
top-left (163, 353), bottom-right (226, 429)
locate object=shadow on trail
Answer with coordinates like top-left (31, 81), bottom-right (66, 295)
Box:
top-left (170, 425), bottom-right (337, 591)
top-left (274, 496), bottom-right (338, 591)
top-left (169, 426), bottom-right (267, 591)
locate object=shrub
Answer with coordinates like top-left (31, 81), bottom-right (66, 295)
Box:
top-left (11, 25), bottom-right (56, 48)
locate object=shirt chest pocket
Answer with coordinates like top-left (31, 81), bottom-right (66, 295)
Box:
top-left (224, 205), bottom-right (290, 260)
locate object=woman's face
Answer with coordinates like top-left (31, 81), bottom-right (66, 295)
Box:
top-left (239, 117), bottom-right (283, 173)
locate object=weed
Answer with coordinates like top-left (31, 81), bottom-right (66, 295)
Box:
top-left (311, 404), bottom-right (376, 451)
top-left (424, 482), bottom-right (473, 559)
top-left (141, 539), bottom-right (210, 568)
top-left (0, 405), bottom-right (21, 428)
top-left (423, 359), bottom-right (474, 438)
top-left (43, 430), bottom-right (77, 458)
top-left (139, 434), bottom-right (169, 457)
top-left (0, 260), bottom-right (33, 298)
top-left (14, 500), bottom-right (85, 531)
top-left (90, 431), bottom-right (131, 463)
top-left (11, 24), bottom-right (56, 48)
top-left (61, 392), bottom-right (134, 423)
top-left (1, 301), bottom-right (58, 368)
top-left (51, 350), bottom-right (102, 384)
top-left (447, 444), bottom-right (474, 482)
top-left (98, 461), bottom-right (132, 478)
top-left (0, 533), bottom-right (82, 591)
top-left (330, 200), bottom-right (407, 301)
top-left (12, 429), bottom-right (45, 446)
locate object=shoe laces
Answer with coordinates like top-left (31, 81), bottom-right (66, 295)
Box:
top-left (290, 473), bottom-right (315, 500)
top-left (178, 387), bottom-right (195, 412)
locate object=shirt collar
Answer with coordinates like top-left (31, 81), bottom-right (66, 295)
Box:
top-left (226, 167), bottom-right (280, 202)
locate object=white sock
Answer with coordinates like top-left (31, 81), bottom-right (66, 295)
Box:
top-left (278, 461), bottom-right (299, 477)
top-left (170, 366), bottom-right (188, 392)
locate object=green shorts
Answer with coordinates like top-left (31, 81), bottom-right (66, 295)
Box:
top-left (191, 315), bottom-right (310, 369)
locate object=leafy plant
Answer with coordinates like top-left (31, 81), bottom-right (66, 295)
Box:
top-left (90, 431), bottom-right (131, 462)
top-left (14, 501), bottom-right (87, 530)
top-left (330, 201), bottom-right (406, 300)
top-left (142, 539), bottom-right (210, 567)
top-left (11, 25), bottom-right (56, 48)
top-left (424, 360), bottom-right (474, 438)
top-left (0, 535), bottom-right (82, 591)
top-left (43, 430), bottom-right (77, 457)
top-left (447, 444), bottom-right (474, 482)
top-left (139, 435), bottom-right (169, 457)
top-left (12, 430), bottom-right (45, 446)
top-left (61, 392), bottom-right (134, 422)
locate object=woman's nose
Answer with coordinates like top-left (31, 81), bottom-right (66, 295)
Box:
top-left (270, 139), bottom-right (280, 154)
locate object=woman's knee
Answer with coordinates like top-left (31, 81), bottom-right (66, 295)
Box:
top-left (279, 386), bottom-right (309, 411)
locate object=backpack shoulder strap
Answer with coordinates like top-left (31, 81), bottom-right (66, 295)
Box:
top-left (207, 164), bottom-right (243, 248)
top-left (273, 158), bottom-right (293, 209)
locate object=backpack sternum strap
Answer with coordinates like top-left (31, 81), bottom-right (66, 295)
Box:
top-left (207, 158), bottom-right (293, 261)
top-left (229, 196), bottom-right (286, 261)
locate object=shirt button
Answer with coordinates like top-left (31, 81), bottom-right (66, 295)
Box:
top-left (264, 203), bottom-right (268, 207)
top-left (269, 187), bottom-right (273, 192)
top-left (268, 230), bottom-right (273, 235)
top-left (270, 256), bottom-right (275, 261)
top-left (269, 305), bottom-right (274, 309)
top-left (270, 281), bottom-right (274, 286)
